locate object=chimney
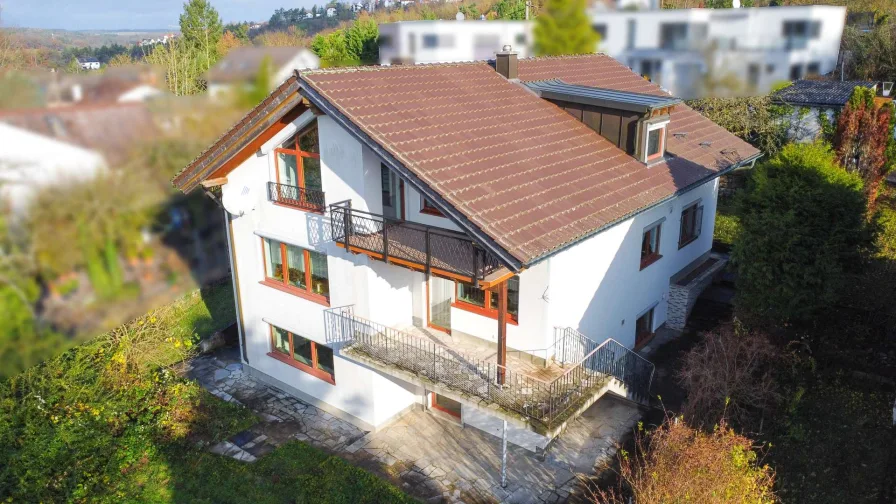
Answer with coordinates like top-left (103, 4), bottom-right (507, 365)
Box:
top-left (495, 45), bottom-right (518, 81)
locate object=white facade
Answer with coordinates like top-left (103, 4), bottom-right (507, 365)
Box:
top-left (377, 20), bottom-right (532, 65)
top-left (0, 123), bottom-right (106, 215)
top-left (223, 105), bottom-right (719, 434)
top-left (378, 6), bottom-right (845, 98)
top-left (592, 5), bottom-right (847, 98)
top-left (208, 50), bottom-right (320, 99)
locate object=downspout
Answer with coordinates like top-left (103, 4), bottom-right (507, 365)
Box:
top-left (203, 188), bottom-right (249, 364)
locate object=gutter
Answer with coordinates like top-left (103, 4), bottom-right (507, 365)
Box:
top-left (523, 152), bottom-right (763, 268)
top-left (298, 74), bottom-right (524, 273)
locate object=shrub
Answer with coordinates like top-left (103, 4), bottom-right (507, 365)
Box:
top-left (732, 142), bottom-right (868, 324)
top-left (592, 416), bottom-right (777, 504)
top-left (678, 323), bottom-right (784, 430)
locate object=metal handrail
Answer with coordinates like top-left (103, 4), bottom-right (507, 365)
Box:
top-left (268, 181), bottom-right (326, 211)
top-left (324, 306), bottom-right (654, 428)
top-left (329, 201), bottom-right (502, 282)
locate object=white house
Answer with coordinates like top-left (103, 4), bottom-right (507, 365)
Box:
top-left (326, 7), bottom-right (337, 17)
top-left (76, 57), bottom-right (101, 71)
top-left (592, 5), bottom-right (848, 98)
top-left (206, 47), bottom-right (320, 99)
top-left (377, 20), bottom-right (532, 65)
top-left (771, 79), bottom-right (882, 142)
top-left (0, 103), bottom-right (158, 215)
top-left (173, 54), bottom-right (759, 453)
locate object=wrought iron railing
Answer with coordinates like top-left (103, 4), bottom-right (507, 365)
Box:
top-left (268, 182), bottom-right (326, 212)
top-left (329, 201), bottom-right (502, 282)
top-left (553, 327), bottom-right (655, 400)
top-left (325, 307), bottom-right (655, 430)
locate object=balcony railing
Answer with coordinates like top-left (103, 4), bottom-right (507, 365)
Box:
top-left (329, 201), bottom-right (502, 283)
top-left (325, 306), bottom-right (655, 432)
top-left (268, 182), bottom-right (326, 212)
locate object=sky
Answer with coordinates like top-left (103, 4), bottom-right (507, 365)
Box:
top-left (2, 0), bottom-right (310, 30)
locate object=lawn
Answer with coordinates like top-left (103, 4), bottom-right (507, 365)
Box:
top-left (0, 281), bottom-right (414, 503)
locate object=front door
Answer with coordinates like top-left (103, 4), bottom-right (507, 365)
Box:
top-left (428, 276), bottom-right (452, 332)
top-left (380, 165), bottom-right (403, 220)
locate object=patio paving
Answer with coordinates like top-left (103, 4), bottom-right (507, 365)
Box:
top-left (180, 346), bottom-right (643, 503)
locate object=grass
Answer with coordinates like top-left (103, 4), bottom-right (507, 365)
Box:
top-left (165, 441), bottom-right (417, 504)
top-left (765, 372), bottom-right (895, 504)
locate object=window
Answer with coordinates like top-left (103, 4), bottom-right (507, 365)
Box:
top-left (454, 276), bottom-right (519, 322)
top-left (646, 128), bottom-right (664, 160)
top-left (635, 307), bottom-right (655, 348)
top-left (420, 196), bottom-right (445, 217)
top-left (659, 23), bottom-right (688, 50)
top-left (422, 34), bottom-right (438, 49)
top-left (262, 238), bottom-right (330, 304)
top-left (377, 35), bottom-right (393, 48)
top-left (272, 121), bottom-right (324, 211)
top-left (806, 62), bottom-right (821, 77)
top-left (747, 63), bottom-right (760, 89)
top-left (640, 222), bottom-right (662, 269)
top-left (592, 23), bottom-right (607, 41)
top-left (515, 33), bottom-right (527, 46)
top-left (626, 19), bottom-right (636, 49)
top-left (269, 325), bottom-right (335, 383)
top-left (782, 21), bottom-right (809, 50)
top-left (789, 64), bottom-right (803, 81)
top-left (640, 59), bottom-right (662, 84)
top-left (678, 203), bottom-right (704, 248)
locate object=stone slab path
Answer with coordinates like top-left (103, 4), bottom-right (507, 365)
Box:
top-left (180, 347), bottom-right (642, 504)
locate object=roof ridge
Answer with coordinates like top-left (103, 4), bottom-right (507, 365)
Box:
top-left (301, 60), bottom-right (491, 76)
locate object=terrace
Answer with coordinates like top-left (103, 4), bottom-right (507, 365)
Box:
top-left (324, 306), bottom-right (655, 437)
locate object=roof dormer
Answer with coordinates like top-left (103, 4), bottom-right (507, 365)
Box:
top-left (524, 79), bottom-right (681, 164)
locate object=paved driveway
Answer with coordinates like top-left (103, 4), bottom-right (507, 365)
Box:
top-left (182, 347), bottom-right (642, 503)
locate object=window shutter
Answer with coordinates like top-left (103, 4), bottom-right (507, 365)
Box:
top-left (678, 212), bottom-right (686, 247)
top-left (695, 205), bottom-right (704, 238)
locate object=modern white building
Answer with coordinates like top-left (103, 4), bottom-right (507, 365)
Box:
top-left (377, 20), bottom-right (532, 65)
top-left (173, 53), bottom-right (759, 453)
top-left (379, 5), bottom-right (845, 98)
top-left (592, 5), bottom-right (848, 98)
top-left (76, 57), bottom-right (101, 71)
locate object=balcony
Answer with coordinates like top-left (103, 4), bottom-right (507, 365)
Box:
top-left (268, 181), bottom-right (326, 213)
top-left (329, 201), bottom-right (504, 284)
top-left (325, 307), bottom-right (655, 437)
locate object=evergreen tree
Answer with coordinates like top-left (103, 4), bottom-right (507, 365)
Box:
top-left (834, 86), bottom-right (893, 203)
top-left (533, 0), bottom-right (599, 56)
top-left (733, 142), bottom-right (868, 324)
top-left (179, 0), bottom-right (223, 72)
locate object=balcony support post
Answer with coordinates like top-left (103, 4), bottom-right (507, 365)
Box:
top-left (496, 280), bottom-right (508, 385)
top-left (473, 248), bottom-right (480, 289)
top-left (424, 228), bottom-right (431, 277)
top-left (342, 207), bottom-right (351, 250)
top-left (382, 218), bottom-right (390, 264)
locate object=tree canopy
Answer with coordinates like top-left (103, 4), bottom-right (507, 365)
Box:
top-left (533, 0), bottom-right (598, 56)
top-left (732, 142), bottom-right (868, 324)
top-left (833, 85), bottom-right (894, 203)
top-left (179, 0), bottom-right (223, 72)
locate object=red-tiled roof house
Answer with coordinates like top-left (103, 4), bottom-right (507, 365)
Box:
top-left (173, 52), bottom-right (759, 450)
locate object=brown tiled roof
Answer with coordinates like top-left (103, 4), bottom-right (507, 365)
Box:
top-left (0, 103), bottom-right (158, 166)
top-left (300, 58), bottom-right (759, 265)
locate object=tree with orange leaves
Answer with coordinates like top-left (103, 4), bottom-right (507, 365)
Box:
top-left (834, 86), bottom-right (894, 204)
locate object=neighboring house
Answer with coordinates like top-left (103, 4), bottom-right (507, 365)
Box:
top-left (0, 103), bottom-right (158, 214)
top-left (377, 20), bottom-right (532, 65)
top-left (326, 7), bottom-right (337, 17)
top-left (76, 57), bottom-right (101, 71)
top-left (206, 47), bottom-right (320, 99)
top-left (172, 54), bottom-right (759, 452)
top-left (593, 5), bottom-right (847, 98)
top-left (23, 65), bottom-right (165, 107)
top-left (771, 79), bottom-right (879, 142)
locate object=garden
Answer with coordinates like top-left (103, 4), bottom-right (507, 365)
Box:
top-left (0, 281), bottom-right (414, 503)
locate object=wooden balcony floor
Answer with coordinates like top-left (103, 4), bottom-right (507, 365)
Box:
top-left (398, 325), bottom-right (571, 383)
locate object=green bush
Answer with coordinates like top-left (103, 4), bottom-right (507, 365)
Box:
top-left (0, 282), bottom-right (251, 503)
top-left (713, 198), bottom-right (741, 246)
top-left (732, 142), bottom-right (869, 324)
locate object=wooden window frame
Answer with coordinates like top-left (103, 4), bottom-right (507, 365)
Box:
top-left (640, 222), bottom-right (663, 270)
top-left (420, 196), bottom-right (445, 217)
top-left (678, 202), bottom-right (703, 249)
top-left (452, 279), bottom-right (519, 325)
top-left (273, 121), bottom-right (322, 213)
top-left (634, 307), bottom-right (655, 349)
top-left (268, 325), bottom-right (335, 384)
top-left (260, 238), bottom-right (330, 306)
top-left (645, 126), bottom-right (665, 161)
top-left (429, 392), bottom-right (462, 419)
